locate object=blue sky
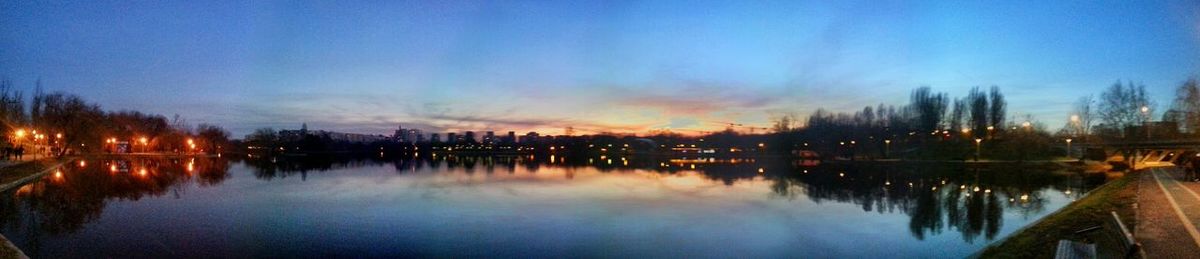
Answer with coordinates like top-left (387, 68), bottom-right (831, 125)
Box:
top-left (2, 1), bottom-right (1198, 137)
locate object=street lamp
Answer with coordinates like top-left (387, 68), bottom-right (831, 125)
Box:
top-left (974, 138), bottom-right (983, 161)
top-left (884, 139), bottom-right (891, 158)
top-left (1141, 106), bottom-right (1150, 140)
top-left (1065, 138), bottom-right (1073, 158)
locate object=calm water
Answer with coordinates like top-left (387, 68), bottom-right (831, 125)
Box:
top-left (0, 155), bottom-right (1106, 258)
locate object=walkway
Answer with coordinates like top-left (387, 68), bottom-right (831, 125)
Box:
top-left (1137, 167), bottom-right (1200, 257)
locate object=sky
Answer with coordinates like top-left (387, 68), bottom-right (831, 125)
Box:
top-left (2, 1), bottom-right (1199, 137)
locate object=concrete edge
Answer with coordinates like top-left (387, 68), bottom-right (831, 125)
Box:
top-left (0, 161), bottom-right (66, 192)
top-left (0, 161), bottom-right (63, 259)
top-left (0, 233), bottom-right (28, 259)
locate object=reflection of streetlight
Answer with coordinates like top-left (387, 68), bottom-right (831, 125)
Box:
top-left (974, 138), bottom-right (983, 161)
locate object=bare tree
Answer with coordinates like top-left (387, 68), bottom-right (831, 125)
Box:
top-left (910, 86), bottom-right (948, 132)
top-left (1168, 78), bottom-right (1200, 134)
top-left (968, 87), bottom-right (989, 133)
top-left (988, 86), bottom-right (1006, 130)
top-left (1098, 81), bottom-right (1153, 137)
top-left (1072, 95), bottom-right (1096, 138)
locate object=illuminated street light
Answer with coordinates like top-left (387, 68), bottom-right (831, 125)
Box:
top-left (1065, 138), bottom-right (1073, 158)
top-left (1141, 106), bottom-right (1151, 140)
top-left (884, 139), bottom-right (891, 158)
top-left (14, 129), bottom-right (25, 138)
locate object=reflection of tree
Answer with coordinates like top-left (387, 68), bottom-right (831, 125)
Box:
top-left (0, 157), bottom-right (231, 236)
top-left (760, 163), bottom-right (1097, 243)
top-left (230, 155), bottom-right (1100, 244)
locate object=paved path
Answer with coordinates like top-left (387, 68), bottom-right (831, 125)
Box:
top-left (1137, 167), bottom-right (1200, 257)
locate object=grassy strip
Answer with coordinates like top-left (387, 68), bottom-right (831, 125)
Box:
top-left (979, 172), bottom-right (1139, 258)
top-left (0, 235), bottom-right (19, 259)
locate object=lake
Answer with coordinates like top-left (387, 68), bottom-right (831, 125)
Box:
top-left (0, 155), bottom-right (1107, 258)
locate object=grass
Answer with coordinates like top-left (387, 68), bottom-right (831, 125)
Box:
top-left (0, 236), bottom-right (17, 259)
top-left (978, 171), bottom-right (1140, 258)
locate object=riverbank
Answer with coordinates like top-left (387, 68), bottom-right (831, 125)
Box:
top-left (0, 159), bottom-right (65, 192)
top-left (0, 159), bottom-right (57, 259)
top-left (977, 170), bottom-right (1139, 258)
top-left (0, 234), bottom-right (25, 259)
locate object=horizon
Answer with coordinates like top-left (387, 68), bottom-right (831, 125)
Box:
top-left (3, 1), bottom-right (1199, 137)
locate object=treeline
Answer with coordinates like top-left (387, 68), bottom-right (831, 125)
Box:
top-left (774, 86), bottom-right (1057, 160)
top-left (0, 79), bottom-right (231, 155)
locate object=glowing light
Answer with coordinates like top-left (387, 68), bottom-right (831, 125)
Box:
top-left (54, 170), bottom-right (62, 178)
top-left (1020, 194), bottom-right (1029, 201)
top-left (757, 168), bottom-right (764, 174)
top-left (78, 160), bottom-right (86, 167)
top-left (14, 129), bottom-right (25, 138)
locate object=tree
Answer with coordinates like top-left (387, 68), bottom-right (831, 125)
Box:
top-left (0, 79), bottom-right (25, 134)
top-left (1098, 81), bottom-right (1153, 137)
top-left (1168, 78), bottom-right (1200, 134)
top-left (33, 93), bottom-right (106, 155)
top-left (967, 87), bottom-right (989, 134)
top-left (196, 123), bottom-right (231, 153)
top-left (988, 86), bottom-right (1006, 131)
top-left (245, 128), bottom-right (279, 150)
top-left (949, 98), bottom-right (966, 131)
top-left (1072, 95), bottom-right (1096, 138)
top-left (772, 114), bottom-right (797, 133)
top-left (910, 87), bottom-right (948, 132)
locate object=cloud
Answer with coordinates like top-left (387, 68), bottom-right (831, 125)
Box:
top-left (614, 82), bottom-right (782, 116)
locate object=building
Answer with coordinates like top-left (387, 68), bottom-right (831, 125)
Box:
top-left (519, 132), bottom-right (539, 144)
top-left (447, 133), bottom-right (458, 144)
top-left (430, 133), bottom-right (441, 143)
top-left (392, 125), bottom-right (405, 142)
top-left (464, 131), bottom-right (476, 143)
top-left (483, 131), bottom-right (496, 145)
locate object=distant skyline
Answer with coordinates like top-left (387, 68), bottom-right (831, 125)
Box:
top-left (2, 1), bottom-right (1199, 137)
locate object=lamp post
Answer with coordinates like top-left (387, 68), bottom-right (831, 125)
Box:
top-left (884, 139), bottom-right (891, 158)
top-left (1141, 106), bottom-right (1150, 140)
top-left (974, 138), bottom-right (983, 161)
top-left (1065, 138), bottom-right (1073, 158)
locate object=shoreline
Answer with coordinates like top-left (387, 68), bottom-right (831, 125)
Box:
top-left (0, 159), bottom-right (63, 259)
top-left (975, 169), bottom-right (1140, 258)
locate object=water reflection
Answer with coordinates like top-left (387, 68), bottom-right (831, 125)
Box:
top-left (0, 155), bottom-right (1106, 257)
